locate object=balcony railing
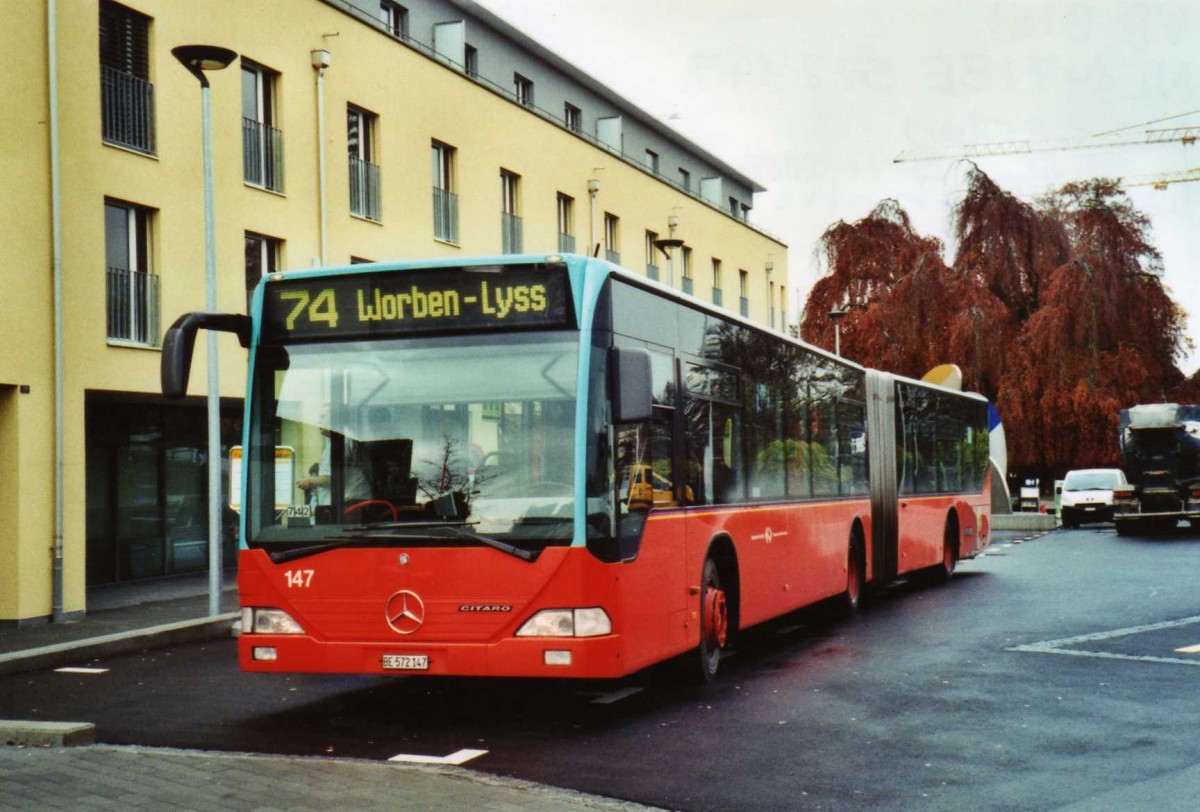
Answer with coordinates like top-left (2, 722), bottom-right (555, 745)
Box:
top-left (558, 233), bottom-right (576, 253)
top-left (106, 266), bottom-right (160, 345)
top-left (349, 156), bottom-right (381, 221)
top-left (433, 186), bottom-right (459, 243)
top-left (101, 67), bottom-right (155, 154)
top-left (502, 212), bottom-right (524, 254)
top-left (243, 118), bottom-right (284, 192)
top-left (605, 249), bottom-right (620, 265)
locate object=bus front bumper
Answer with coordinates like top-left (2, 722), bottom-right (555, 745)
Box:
top-left (238, 632), bottom-right (627, 678)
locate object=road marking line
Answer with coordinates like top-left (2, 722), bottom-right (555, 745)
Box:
top-left (1175, 644), bottom-right (1200, 654)
top-left (54, 667), bottom-right (109, 674)
top-left (388, 748), bottom-right (488, 765)
top-left (1009, 615), bottom-right (1200, 667)
top-left (591, 686), bottom-right (644, 705)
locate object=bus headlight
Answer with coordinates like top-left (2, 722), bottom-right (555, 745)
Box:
top-left (516, 608), bottom-right (611, 638)
top-left (244, 607), bottom-right (306, 635)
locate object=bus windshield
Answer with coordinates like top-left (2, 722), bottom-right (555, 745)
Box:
top-left (245, 330), bottom-right (578, 545)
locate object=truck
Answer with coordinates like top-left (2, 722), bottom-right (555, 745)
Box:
top-left (1113, 403), bottom-right (1200, 535)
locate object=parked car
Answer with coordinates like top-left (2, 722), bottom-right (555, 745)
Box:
top-left (1060, 468), bottom-right (1128, 528)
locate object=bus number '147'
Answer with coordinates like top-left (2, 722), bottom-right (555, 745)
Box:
top-left (286, 569), bottom-right (314, 588)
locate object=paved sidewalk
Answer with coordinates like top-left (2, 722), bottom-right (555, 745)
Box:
top-left (0, 745), bottom-right (654, 811)
top-left (0, 573), bottom-right (240, 676)
top-left (0, 575), bottom-right (657, 811)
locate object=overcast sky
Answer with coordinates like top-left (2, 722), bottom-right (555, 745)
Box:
top-left (478, 0), bottom-right (1200, 373)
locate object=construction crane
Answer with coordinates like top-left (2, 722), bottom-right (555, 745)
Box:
top-left (1117, 167), bottom-right (1200, 190)
top-left (893, 125), bottom-right (1200, 164)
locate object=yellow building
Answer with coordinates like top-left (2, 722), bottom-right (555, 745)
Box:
top-left (4, 0), bottom-right (788, 624)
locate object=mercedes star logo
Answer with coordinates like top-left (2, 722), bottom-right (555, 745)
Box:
top-left (385, 590), bottom-right (426, 635)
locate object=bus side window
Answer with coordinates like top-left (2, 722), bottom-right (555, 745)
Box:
top-left (615, 422), bottom-right (675, 512)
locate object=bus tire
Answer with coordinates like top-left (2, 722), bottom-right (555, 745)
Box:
top-left (935, 514), bottom-right (959, 582)
top-left (696, 557), bottom-right (729, 682)
top-left (835, 533), bottom-right (865, 616)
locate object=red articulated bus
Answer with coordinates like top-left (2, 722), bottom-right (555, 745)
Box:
top-left (162, 254), bottom-right (993, 682)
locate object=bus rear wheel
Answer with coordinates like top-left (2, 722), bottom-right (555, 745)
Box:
top-left (834, 536), bottom-right (865, 616)
top-left (697, 557), bottom-right (728, 682)
top-left (935, 519), bottom-right (958, 582)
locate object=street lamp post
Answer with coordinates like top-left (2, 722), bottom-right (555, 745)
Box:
top-left (173, 45), bottom-right (237, 618)
top-left (828, 307), bottom-right (849, 357)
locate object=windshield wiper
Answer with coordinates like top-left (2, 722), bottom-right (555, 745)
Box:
top-left (267, 524), bottom-right (540, 564)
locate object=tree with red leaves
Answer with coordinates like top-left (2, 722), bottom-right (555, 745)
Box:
top-left (802, 167), bottom-right (1190, 480)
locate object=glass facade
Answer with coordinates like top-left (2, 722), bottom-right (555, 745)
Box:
top-left (85, 397), bottom-right (241, 585)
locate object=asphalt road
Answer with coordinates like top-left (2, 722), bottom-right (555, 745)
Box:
top-left (5, 525), bottom-right (1200, 811)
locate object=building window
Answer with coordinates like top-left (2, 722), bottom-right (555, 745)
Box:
top-left (501, 170), bottom-right (522, 253)
top-left (679, 168), bottom-right (691, 192)
top-left (242, 60), bottom-right (284, 192)
top-left (465, 44), bottom-right (478, 77)
top-left (741, 202), bottom-right (752, 221)
top-left (712, 258), bottom-right (723, 307)
top-left (104, 199), bottom-right (158, 345)
top-left (433, 20), bottom-right (466, 68)
top-left (432, 141), bottom-right (458, 243)
top-left (681, 246), bottom-right (693, 295)
top-left (557, 194), bottom-right (575, 253)
top-left (379, 1), bottom-right (408, 38)
top-left (348, 105), bottom-right (381, 221)
top-left (739, 269), bottom-right (750, 317)
top-left (730, 196), bottom-right (740, 216)
top-left (769, 281), bottom-right (776, 328)
top-left (597, 116), bottom-right (622, 152)
top-left (645, 149), bottom-right (659, 174)
top-left (645, 231), bottom-right (660, 281)
top-left (99, 0), bottom-right (155, 154)
top-left (245, 232), bottom-right (280, 311)
top-left (604, 214), bottom-right (620, 264)
top-left (514, 73), bottom-right (534, 107)
top-left (564, 103), bottom-right (581, 133)
top-left (700, 177), bottom-right (721, 204)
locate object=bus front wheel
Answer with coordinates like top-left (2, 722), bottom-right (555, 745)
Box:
top-left (697, 557), bottom-right (728, 682)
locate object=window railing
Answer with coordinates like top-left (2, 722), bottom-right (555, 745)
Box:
top-left (647, 264), bottom-right (660, 282)
top-left (605, 249), bottom-right (620, 265)
top-left (106, 266), bottom-right (160, 345)
top-left (682, 277), bottom-right (694, 295)
top-left (101, 67), bottom-right (155, 154)
top-left (501, 212), bottom-right (523, 253)
top-left (243, 118), bottom-right (284, 192)
top-left (433, 186), bottom-right (459, 243)
top-left (558, 233), bottom-right (576, 253)
top-left (712, 288), bottom-right (723, 307)
top-left (349, 156), bottom-right (381, 220)
top-left (740, 297), bottom-right (750, 317)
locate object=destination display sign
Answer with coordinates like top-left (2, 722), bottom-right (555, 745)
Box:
top-left (260, 264), bottom-right (573, 342)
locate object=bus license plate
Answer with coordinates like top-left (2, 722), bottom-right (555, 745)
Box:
top-left (382, 654), bottom-right (429, 671)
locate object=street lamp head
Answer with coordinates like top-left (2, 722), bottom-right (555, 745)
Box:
top-left (828, 307), bottom-right (849, 321)
top-left (172, 45), bottom-right (237, 86)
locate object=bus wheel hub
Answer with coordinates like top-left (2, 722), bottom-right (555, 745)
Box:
top-left (704, 586), bottom-right (728, 649)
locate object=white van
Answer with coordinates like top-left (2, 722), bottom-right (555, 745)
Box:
top-left (1060, 468), bottom-right (1128, 528)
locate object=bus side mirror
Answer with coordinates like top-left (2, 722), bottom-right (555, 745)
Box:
top-left (161, 312), bottom-right (252, 399)
top-left (610, 347), bottom-right (653, 422)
